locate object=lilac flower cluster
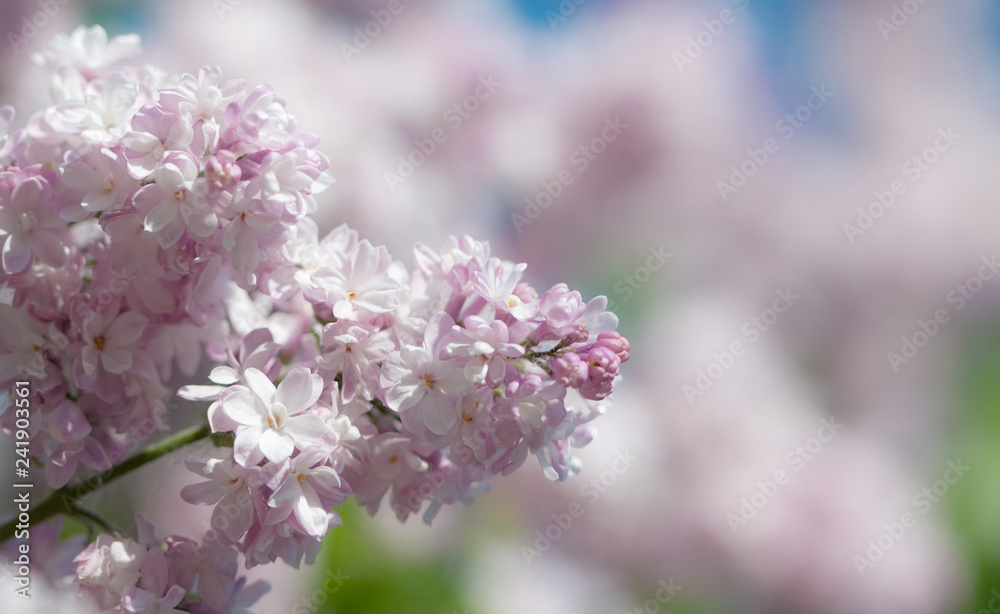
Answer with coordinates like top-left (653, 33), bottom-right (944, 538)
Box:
top-left (73, 515), bottom-right (267, 614)
top-left (0, 26), bottom-right (629, 612)
top-left (0, 24), bottom-right (332, 489)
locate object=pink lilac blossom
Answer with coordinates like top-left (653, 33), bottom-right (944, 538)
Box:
top-left (69, 516), bottom-right (267, 613)
top-left (213, 367), bottom-right (327, 465)
top-left (0, 170), bottom-right (66, 274)
top-left (0, 24), bottom-right (629, 613)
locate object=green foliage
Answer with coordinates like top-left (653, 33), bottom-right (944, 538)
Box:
top-left (311, 498), bottom-right (473, 614)
top-left (946, 324), bottom-right (1000, 612)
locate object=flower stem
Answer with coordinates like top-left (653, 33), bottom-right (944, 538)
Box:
top-left (0, 423), bottom-right (212, 544)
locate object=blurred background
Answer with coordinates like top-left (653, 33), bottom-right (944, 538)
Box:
top-left (4, 0), bottom-right (1000, 612)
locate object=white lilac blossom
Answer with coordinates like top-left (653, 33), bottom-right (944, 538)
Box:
top-left (32, 26), bottom-right (141, 77)
top-left (309, 239), bottom-right (403, 320)
top-left (121, 106), bottom-right (196, 179)
top-left (0, 25), bottom-right (630, 613)
top-left (214, 367), bottom-right (327, 465)
top-left (61, 146), bottom-right (135, 218)
top-left (316, 321), bottom-right (393, 402)
top-left (0, 170), bottom-right (66, 274)
top-left (77, 301), bottom-right (149, 377)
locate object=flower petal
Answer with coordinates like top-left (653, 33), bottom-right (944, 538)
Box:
top-left (82, 188), bottom-right (118, 213)
top-left (31, 230), bottom-right (68, 267)
top-left (243, 368), bottom-right (276, 404)
top-left (106, 311), bottom-right (148, 346)
top-left (435, 368), bottom-right (474, 396)
top-left (2, 234), bottom-right (31, 274)
top-left (217, 488), bottom-right (253, 541)
top-left (220, 388), bottom-right (265, 425)
top-left (275, 368), bottom-right (320, 414)
top-left (331, 299), bottom-right (354, 320)
top-left (385, 381), bottom-right (422, 412)
top-left (284, 414), bottom-right (327, 442)
top-left (229, 221), bottom-right (260, 274)
top-left (209, 365), bottom-right (240, 385)
top-left (100, 347), bottom-right (133, 373)
top-left (180, 480), bottom-right (225, 506)
top-left (294, 484), bottom-right (328, 537)
top-left (233, 426), bottom-right (264, 466)
top-left (306, 465), bottom-right (343, 496)
top-left (178, 384), bottom-right (224, 402)
top-left (80, 345), bottom-right (99, 376)
top-left (258, 428), bottom-right (294, 463)
top-left (143, 196), bottom-right (177, 233)
top-left (268, 476), bottom-right (303, 509)
top-left (422, 391), bottom-right (458, 436)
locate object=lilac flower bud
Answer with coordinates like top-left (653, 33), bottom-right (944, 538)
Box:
top-left (538, 282), bottom-right (587, 334)
top-left (564, 324), bottom-right (590, 346)
top-left (205, 149), bottom-right (241, 190)
top-left (505, 373), bottom-right (545, 398)
top-left (513, 281), bottom-right (539, 303)
top-left (578, 346), bottom-right (620, 400)
top-left (594, 330), bottom-right (630, 363)
top-left (549, 351), bottom-right (589, 388)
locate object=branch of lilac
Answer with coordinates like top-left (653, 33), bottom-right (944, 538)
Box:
top-left (0, 24), bottom-right (631, 612)
top-left (0, 423), bottom-right (212, 544)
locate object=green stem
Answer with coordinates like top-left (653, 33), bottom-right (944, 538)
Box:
top-left (0, 423), bottom-right (212, 544)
